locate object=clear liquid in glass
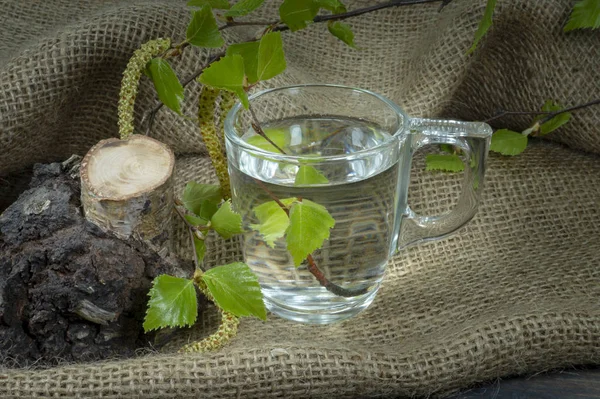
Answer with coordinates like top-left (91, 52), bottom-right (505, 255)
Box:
top-left (229, 116), bottom-right (399, 323)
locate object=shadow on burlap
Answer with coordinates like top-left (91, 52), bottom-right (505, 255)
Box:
top-left (1, 0), bottom-right (599, 397)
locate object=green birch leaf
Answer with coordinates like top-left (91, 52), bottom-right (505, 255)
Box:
top-left (315, 0), bottom-right (347, 13)
top-left (186, 6), bottom-right (225, 48)
top-left (250, 200), bottom-right (291, 248)
top-left (198, 200), bottom-right (219, 221)
top-left (294, 165), bottom-right (329, 185)
top-left (467, 0), bottom-right (497, 54)
top-left (564, 0), bottom-right (600, 31)
top-left (490, 129), bottom-right (528, 156)
top-left (425, 154), bottom-right (464, 172)
top-left (257, 32), bottom-right (286, 81)
top-left (224, 0), bottom-right (265, 17)
top-left (193, 236), bottom-right (207, 264)
top-left (185, 214), bottom-right (208, 226)
top-left (537, 100), bottom-right (572, 136)
top-left (279, 0), bottom-right (319, 31)
top-left (202, 262), bottom-right (266, 320)
top-left (226, 41), bottom-right (260, 84)
top-left (187, 0), bottom-right (231, 9)
top-left (182, 182), bottom-right (222, 216)
top-left (246, 128), bottom-right (289, 152)
top-left (210, 200), bottom-right (244, 239)
top-left (286, 200), bottom-right (335, 266)
top-left (198, 54), bottom-right (249, 108)
top-left (143, 275), bottom-right (197, 332)
top-left (146, 58), bottom-right (184, 115)
top-left (327, 21), bottom-right (356, 48)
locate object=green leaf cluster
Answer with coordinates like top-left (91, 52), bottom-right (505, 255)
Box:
top-left (245, 127), bottom-right (290, 151)
top-left (536, 100), bottom-right (572, 136)
top-left (199, 54), bottom-right (248, 108)
top-left (327, 21), bottom-right (356, 48)
top-left (187, 0), bottom-right (230, 9)
top-left (211, 200), bottom-right (244, 239)
top-left (278, 0), bottom-right (355, 47)
top-left (144, 3), bottom-right (231, 115)
top-left (280, 0), bottom-right (345, 31)
top-left (183, 182), bottom-right (222, 217)
top-left (242, 128), bottom-right (328, 184)
top-left (467, 0), bottom-right (497, 54)
top-left (187, 6), bottom-right (225, 48)
top-left (144, 275), bottom-right (198, 331)
top-left (466, 0), bottom-right (599, 53)
top-left (294, 165), bottom-right (329, 185)
top-left (145, 0), bottom-right (355, 116)
top-left (250, 197), bottom-right (335, 266)
top-left (425, 154), bottom-right (464, 172)
top-left (223, 0), bottom-right (265, 17)
top-left (490, 129), bottom-right (528, 156)
top-left (181, 182), bottom-right (243, 263)
top-left (564, 0), bottom-right (600, 32)
top-left (144, 178), bottom-right (266, 333)
top-left (143, 262), bottom-right (267, 332)
top-left (203, 262), bottom-right (266, 319)
top-left (428, 98), bottom-right (573, 171)
top-left (488, 100), bottom-right (571, 157)
top-left (145, 58), bottom-right (184, 115)
top-left (200, 32), bottom-right (287, 108)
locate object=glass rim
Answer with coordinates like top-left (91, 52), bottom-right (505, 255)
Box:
top-left (223, 83), bottom-right (408, 163)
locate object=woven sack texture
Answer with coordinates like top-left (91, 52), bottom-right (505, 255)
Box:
top-left (1, 0), bottom-right (600, 397)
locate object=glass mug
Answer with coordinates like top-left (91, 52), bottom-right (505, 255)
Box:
top-left (224, 84), bottom-right (492, 324)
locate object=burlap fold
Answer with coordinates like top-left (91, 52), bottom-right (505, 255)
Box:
top-left (1, 0), bottom-right (599, 397)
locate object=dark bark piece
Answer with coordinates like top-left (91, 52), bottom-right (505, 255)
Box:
top-left (0, 160), bottom-right (194, 367)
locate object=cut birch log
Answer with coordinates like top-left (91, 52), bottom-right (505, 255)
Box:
top-left (80, 134), bottom-right (175, 257)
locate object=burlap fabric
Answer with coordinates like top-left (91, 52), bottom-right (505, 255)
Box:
top-left (1, 0), bottom-right (599, 397)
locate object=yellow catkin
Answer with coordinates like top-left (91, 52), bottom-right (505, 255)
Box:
top-left (218, 91), bottom-right (237, 153)
top-left (179, 310), bottom-right (239, 353)
top-left (118, 38), bottom-right (171, 140)
top-left (179, 270), bottom-right (240, 353)
top-left (197, 87), bottom-right (231, 199)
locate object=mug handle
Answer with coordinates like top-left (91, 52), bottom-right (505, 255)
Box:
top-left (396, 118), bottom-right (493, 250)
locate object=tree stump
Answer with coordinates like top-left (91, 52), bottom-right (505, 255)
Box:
top-left (80, 135), bottom-right (175, 257)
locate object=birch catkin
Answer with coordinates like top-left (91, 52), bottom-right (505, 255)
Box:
top-left (118, 38), bottom-right (171, 140)
top-left (198, 87), bottom-right (232, 198)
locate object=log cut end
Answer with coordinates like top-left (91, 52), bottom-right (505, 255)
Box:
top-left (81, 135), bottom-right (174, 200)
top-left (80, 135), bottom-right (175, 256)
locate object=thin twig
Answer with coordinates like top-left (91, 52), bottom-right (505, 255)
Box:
top-left (306, 255), bottom-right (369, 297)
top-left (174, 204), bottom-right (205, 271)
top-left (142, 51), bottom-right (225, 136)
top-left (174, 204), bottom-right (204, 231)
top-left (253, 178), bottom-right (289, 212)
top-left (253, 179), bottom-right (369, 298)
top-left (274, 0), bottom-right (444, 31)
top-left (249, 105), bottom-right (287, 154)
top-left (188, 228), bottom-right (202, 271)
top-left (483, 110), bottom-right (554, 123)
top-left (538, 99), bottom-right (600, 124)
top-left (483, 99), bottom-right (600, 124)
top-left (438, 0), bottom-right (454, 12)
top-left (219, 20), bottom-right (278, 30)
top-left (219, 0), bottom-right (445, 33)
top-left (317, 126), bottom-right (346, 150)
